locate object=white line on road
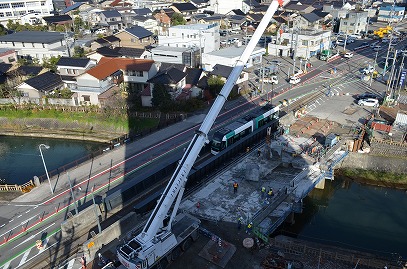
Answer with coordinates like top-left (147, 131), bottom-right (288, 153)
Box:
top-left (16, 241), bottom-right (58, 269)
top-left (17, 248), bottom-right (31, 267)
top-left (11, 222), bottom-right (55, 250)
top-left (0, 224), bottom-right (4, 229)
top-left (16, 215), bottom-right (22, 219)
top-left (62, 259), bottom-right (75, 269)
top-left (25, 210), bottom-right (30, 214)
top-left (0, 213), bottom-right (41, 239)
top-left (2, 261), bottom-right (10, 269)
top-left (8, 219), bottom-right (13, 223)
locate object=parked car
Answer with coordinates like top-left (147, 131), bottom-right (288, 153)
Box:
top-left (373, 45), bottom-right (382, 51)
top-left (343, 52), bottom-right (353, 58)
top-left (362, 66), bottom-right (375, 74)
top-left (356, 93), bottom-right (382, 101)
top-left (381, 38), bottom-right (389, 43)
top-left (95, 28), bottom-right (107, 35)
top-left (289, 76), bottom-right (301, 85)
top-left (262, 75), bottom-right (279, 84)
top-left (220, 40), bottom-right (227, 46)
top-left (349, 34), bottom-right (362, 39)
top-left (370, 41), bottom-right (379, 48)
top-left (358, 98), bottom-right (379, 107)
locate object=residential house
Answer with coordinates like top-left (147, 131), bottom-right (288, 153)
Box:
top-left (227, 9), bottom-right (246, 16)
top-left (210, 64), bottom-right (248, 93)
top-left (154, 10), bottom-right (171, 34)
top-left (323, 2), bottom-right (355, 19)
top-left (297, 12), bottom-right (324, 30)
top-left (99, 10), bottom-right (123, 31)
top-left (197, 14), bottom-right (223, 26)
top-left (207, 0), bottom-right (245, 14)
top-left (133, 7), bottom-right (152, 16)
top-left (0, 31), bottom-right (73, 63)
top-left (184, 67), bottom-right (203, 98)
top-left (17, 71), bottom-right (63, 98)
top-left (0, 0), bottom-right (54, 26)
top-left (90, 35), bottom-right (121, 51)
top-left (158, 23), bottom-right (220, 54)
top-left (227, 15), bottom-right (246, 30)
top-left (114, 26), bottom-right (154, 49)
top-left (128, 15), bottom-right (159, 33)
top-left (268, 28), bottom-right (331, 59)
top-left (0, 63), bottom-right (12, 83)
top-left (339, 11), bottom-right (368, 35)
top-left (87, 46), bottom-right (145, 62)
top-left (242, 0), bottom-right (262, 14)
top-left (141, 46), bottom-right (200, 67)
top-left (202, 45), bottom-right (266, 71)
top-left (134, 1), bottom-right (171, 12)
top-left (42, 14), bottom-right (73, 28)
top-left (108, 0), bottom-right (132, 8)
top-left (170, 3), bottom-right (198, 20)
top-left (190, 0), bottom-right (210, 9)
top-left (146, 64), bottom-right (187, 105)
top-left (75, 57), bottom-right (156, 105)
top-left (284, 3), bottom-right (315, 14)
top-left (0, 48), bottom-right (17, 64)
top-left (378, 5), bottom-right (405, 22)
top-left (15, 65), bottom-right (43, 77)
top-left (60, 2), bottom-right (85, 14)
top-left (56, 57), bottom-right (96, 89)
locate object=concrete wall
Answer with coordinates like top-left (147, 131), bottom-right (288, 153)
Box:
top-left (61, 204), bottom-right (102, 239)
top-left (82, 212), bottom-right (140, 262)
top-left (339, 152), bottom-right (407, 174)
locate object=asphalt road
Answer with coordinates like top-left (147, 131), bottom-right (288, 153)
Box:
top-left (0, 35), bottom-right (402, 269)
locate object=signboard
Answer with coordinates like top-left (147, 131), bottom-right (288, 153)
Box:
top-left (399, 69), bottom-right (406, 87)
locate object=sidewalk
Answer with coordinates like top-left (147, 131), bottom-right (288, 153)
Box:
top-left (11, 114), bottom-right (207, 204)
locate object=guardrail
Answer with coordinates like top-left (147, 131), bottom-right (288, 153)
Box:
top-left (0, 180), bottom-right (34, 192)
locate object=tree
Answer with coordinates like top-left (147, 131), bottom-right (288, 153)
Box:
top-left (151, 83), bottom-right (171, 108)
top-left (207, 76), bottom-right (225, 98)
top-left (0, 24), bottom-right (6, 36)
top-left (171, 13), bottom-right (186, 26)
top-left (73, 46), bottom-right (85, 57)
top-left (42, 56), bottom-right (61, 72)
top-left (74, 16), bottom-right (84, 32)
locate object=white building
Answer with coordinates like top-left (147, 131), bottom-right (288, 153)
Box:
top-left (0, 0), bottom-right (54, 26)
top-left (207, 0), bottom-right (243, 14)
top-left (158, 23), bottom-right (220, 54)
top-left (0, 31), bottom-right (73, 63)
top-left (141, 46), bottom-right (201, 67)
top-left (339, 11), bottom-right (368, 35)
top-left (202, 45), bottom-right (266, 71)
top-left (268, 29), bottom-right (331, 59)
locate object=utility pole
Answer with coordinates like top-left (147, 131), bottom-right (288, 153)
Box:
top-left (67, 172), bottom-right (79, 215)
top-left (293, 25), bottom-right (299, 74)
top-left (395, 55), bottom-right (406, 101)
top-left (386, 50), bottom-right (398, 100)
top-left (370, 51), bottom-right (378, 86)
top-left (383, 2), bottom-right (395, 76)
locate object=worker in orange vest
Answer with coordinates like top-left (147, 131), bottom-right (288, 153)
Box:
top-left (233, 182), bottom-right (239, 194)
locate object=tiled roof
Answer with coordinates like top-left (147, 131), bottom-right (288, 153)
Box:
top-left (95, 47), bottom-right (122, 57)
top-left (42, 15), bottom-right (72, 24)
top-left (0, 63), bottom-right (12, 74)
top-left (185, 68), bottom-right (202, 85)
top-left (243, 0), bottom-right (261, 7)
top-left (0, 31), bottom-right (64, 44)
top-left (133, 7), bottom-right (152, 16)
top-left (60, 2), bottom-right (84, 14)
top-left (113, 47), bottom-right (145, 58)
top-left (247, 13), bottom-right (263, 22)
top-left (57, 57), bottom-right (91, 68)
top-left (191, 0), bottom-right (209, 4)
top-left (228, 15), bottom-right (246, 22)
top-left (86, 57), bottom-right (154, 80)
top-left (15, 65), bottom-right (42, 76)
top-left (148, 66), bottom-right (186, 84)
top-left (231, 9), bottom-right (245, 16)
top-left (94, 38), bottom-right (110, 45)
top-left (123, 26), bottom-right (153, 39)
top-left (101, 10), bottom-right (121, 18)
top-left (301, 12), bottom-right (321, 22)
top-left (103, 35), bottom-right (121, 42)
top-left (24, 71), bottom-right (63, 92)
top-left (132, 15), bottom-right (150, 22)
top-left (211, 64), bottom-right (233, 78)
top-left (171, 2), bottom-right (198, 12)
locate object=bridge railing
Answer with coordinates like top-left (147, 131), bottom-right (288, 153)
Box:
top-left (0, 180), bottom-right (34, 192)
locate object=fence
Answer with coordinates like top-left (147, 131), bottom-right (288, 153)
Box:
top-left (0, 180), bottom-right (34, 192)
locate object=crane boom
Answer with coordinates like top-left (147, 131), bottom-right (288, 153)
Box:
top-left (117, 0), bottom-right (284, 267)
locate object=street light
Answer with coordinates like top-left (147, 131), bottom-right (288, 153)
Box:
top-left (39, 144), bottom-right (53, 195)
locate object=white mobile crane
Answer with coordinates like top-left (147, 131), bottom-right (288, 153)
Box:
top-left (117, 0), bottom-right (284, 268)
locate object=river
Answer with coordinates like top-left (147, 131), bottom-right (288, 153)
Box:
top-left (0, 136), bottom-right (104, 185)
top-left (279, 176), bottom-right (407, 259)
top-left (1, 136), bottom-right (406, 259)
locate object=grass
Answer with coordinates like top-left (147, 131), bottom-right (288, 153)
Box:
top-left (337, 168), bottom-right (407, 184)
top-left (0, 108), bottom-right (160, 133)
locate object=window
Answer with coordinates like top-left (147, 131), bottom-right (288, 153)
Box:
top-left (0, 3), bottom-right (10, 9)
top-left (11, 2), bottom-right (25, 8)
top-left (0, 12), bottom-right (3, 17)
top-left (343, 22), bottom-right (347, 25)
top-left (182, 33), bottom-right (184, 39)
top-left (131, 38), bottom-right (136, 42)
top-left (6, 12), bottom-right (12, 16)
top-left (83, 95), bottom-right (90, 102)
top-left (41, 1), bottom-right (45, 5)
top-left (42, 43), bottom-right (45, 48)
top-left (67, 69), bottom-right (73, 74)
top-left (302, 40), bottom-right (308, 46)
top-left (32, 42), bottom-right (34, 47)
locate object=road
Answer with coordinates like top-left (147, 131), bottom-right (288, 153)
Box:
top-left (0, 35), bottom-right (402, 269)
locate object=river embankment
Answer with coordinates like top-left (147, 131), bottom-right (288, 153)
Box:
top-left (337, 152), bottom-right (407, 188)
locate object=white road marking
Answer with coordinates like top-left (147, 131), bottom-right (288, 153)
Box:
top-left (0, 224), bottom-right (5, 228)
top-left (17, 248), bottom-right (31, 267)
top-left (8, 219), bottom-right (13, 223)
top-left (2, 260), bottom-right (10, 269)
top-left (16, 215), bottom-right (22, 219)
top-left (38, 238), bottom-right (49, 254)
top-left (11, 222), bottom-right (55, 250)
top-left (25, 210), bottom-right (30, 214)
top-left (61, 258), bottom-right (75, 269)
top-left (0, 213), bottom-right (41, 239)
top-left (16, 241), bottom-right (58, 268)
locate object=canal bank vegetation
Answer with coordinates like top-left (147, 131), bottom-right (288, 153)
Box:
top-left (336, 168), bottom-right (407, 188)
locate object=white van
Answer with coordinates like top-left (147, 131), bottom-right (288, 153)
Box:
top-left (95, 28), bottom-right (107, 35)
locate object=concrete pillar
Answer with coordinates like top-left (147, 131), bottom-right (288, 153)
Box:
top-left (286, 212), bottom-right (295, 225)
top-left (315, 178), bottom-right (325, 189)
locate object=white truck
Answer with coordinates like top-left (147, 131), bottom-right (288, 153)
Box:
top-left (116, 0), bottom-right (285, 268)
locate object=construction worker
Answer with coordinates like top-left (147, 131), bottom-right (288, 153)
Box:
top-left (233, 182), bottom-right (239, 194)
top-left (261, 186), bottom-right (266, 198)
top-left (246, 222), bottom-right (253, 234)
top-left (237, 217), bottom-right (243, 230)
top-left (267, 188), bottom-right (273, 199)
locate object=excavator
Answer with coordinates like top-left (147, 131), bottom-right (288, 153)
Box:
top-left (116, 0), bottom-right (285, 268)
